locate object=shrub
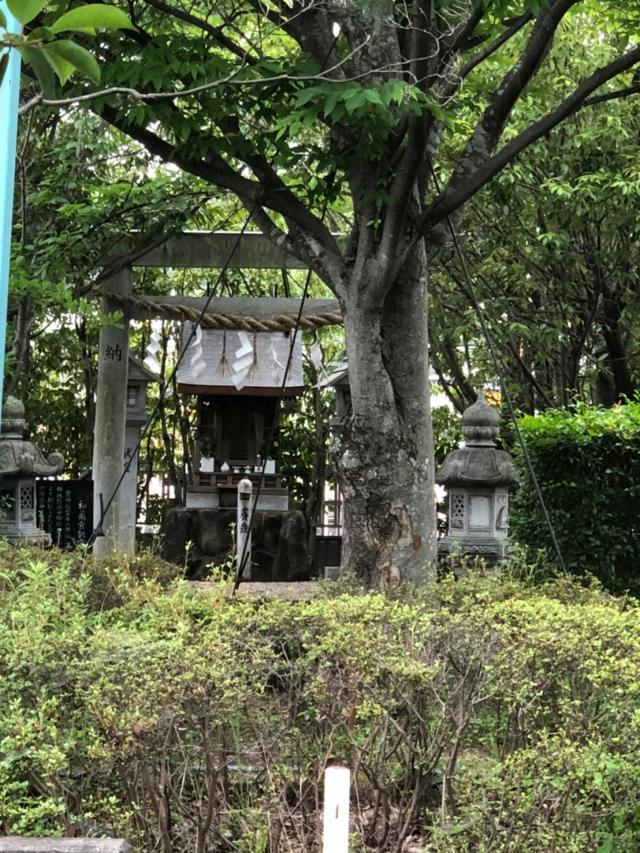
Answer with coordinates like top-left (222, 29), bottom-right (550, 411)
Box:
top-left (510, 401), bottom-right (640, 594)
top-left (1, 546), bottom-right (640, 850)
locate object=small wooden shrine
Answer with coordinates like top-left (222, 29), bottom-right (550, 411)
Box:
top-left (177, 325), bottom-right (304, 511)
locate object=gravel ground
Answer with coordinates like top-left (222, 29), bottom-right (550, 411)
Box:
top-left (188, 580), bottom-right (322, 600)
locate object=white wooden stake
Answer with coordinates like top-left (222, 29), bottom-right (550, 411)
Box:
top-left (322, 766), bottom-right (350, 853)
top-left (237, 478), bottom-right (252, 580)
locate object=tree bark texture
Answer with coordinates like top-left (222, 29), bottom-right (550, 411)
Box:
top-left (335, 245), bottom-right (436, 585)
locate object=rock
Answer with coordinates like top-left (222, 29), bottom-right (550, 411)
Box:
top-left (193, 509), bottom-right (235, 559)
top-left (261, 512), bottom-right (282, 550)
top-left (160, 507), bottom-right (193, 564)
top-left (273, 510), bottom-right (310, 581)
top-left (161, 507), bottom-right (312, 582)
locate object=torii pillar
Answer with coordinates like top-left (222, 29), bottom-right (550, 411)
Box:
top-left (92, 267), bottom-right (131, 554)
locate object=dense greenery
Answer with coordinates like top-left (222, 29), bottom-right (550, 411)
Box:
top-left (2, 546), bottom-right (640, 851)
top-left (511, 402), bottom-right (640, 593)
top-left (431, 84), bottom-right (640, 412)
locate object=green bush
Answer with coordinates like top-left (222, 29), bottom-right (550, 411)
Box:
top-left (2, 546), bottom-right (640, 850)
top-left (510, 402), bottom-right (640, 594)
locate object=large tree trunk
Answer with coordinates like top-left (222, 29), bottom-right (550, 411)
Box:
top-left (335, 244), bottom-right (437, 586)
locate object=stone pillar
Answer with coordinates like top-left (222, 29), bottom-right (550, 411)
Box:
top-left (92, 268), bottom-right (131, 554)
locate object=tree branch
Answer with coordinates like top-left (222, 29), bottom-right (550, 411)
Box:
top-left (99, 105), bottom-right (343, 271)
top-left (448, 0), bottom-right (579, 184)
top-left (376, 116), bottom-right (427, 289)
top-left (142, 0), bottom-right (258, 64)
top-left (456, 12), bottom-right (533, 83)
top-left (582, 83), bottom-right (640, 109)
top-left (420, 45), bottom-right (640, 234)
top-left (447, 7), bottom-right (485, 55)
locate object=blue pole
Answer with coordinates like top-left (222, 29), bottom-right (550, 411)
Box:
top-left (0, 3), bottom-right (21, 418)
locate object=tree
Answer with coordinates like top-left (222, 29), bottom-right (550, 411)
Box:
top-left (429, 38), bottom-right (640, 412)
top-left (6, 106), bottom-right (218, 474)
top-left (20, 0), bottom-right (640, 585)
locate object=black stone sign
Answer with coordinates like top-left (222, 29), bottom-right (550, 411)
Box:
top-left (36, 480), bottom-right (93, 548)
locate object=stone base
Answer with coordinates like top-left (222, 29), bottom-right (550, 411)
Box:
top-left (438, 535), bottom-right (510, 562)
top-left (0, 839), bottom-right (130, 853)
top-left (186, 489), bottom-right (289, 512)
top-left (160, 507), bottom-right (312, 581)
top-left (0, 525), bottom-right (51, 547)
top-left (323, 565), bottom-right (341, 581)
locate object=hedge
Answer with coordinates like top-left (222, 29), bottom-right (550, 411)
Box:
top-left (2, 546), bottom-right (640, 851)
top-left (510, 402), bottom-right (640, 594)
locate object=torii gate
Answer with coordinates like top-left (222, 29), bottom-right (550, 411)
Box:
top-left (93, 231), bottom-right (342, 554)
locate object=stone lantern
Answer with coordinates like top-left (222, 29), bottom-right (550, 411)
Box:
top-left (0, 397), bottom-right (64, 545)
top-left (436, 392), bottom-right (517, 560)
top-left (322, 363), bottom-right (351, 427)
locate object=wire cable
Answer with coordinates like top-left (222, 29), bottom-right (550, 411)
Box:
top-left (231, 260), bottom-right (314, 592)
top-left (426, 160), bottom-right (567, 573)
top-left (232, 176), bottom-right (337, 592)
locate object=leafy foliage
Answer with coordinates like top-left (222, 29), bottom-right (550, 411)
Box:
top-left (7, 110), bottom-right (212, 475)
top-left (1, 2), bottom-right (133, 95)
top-left (511, 402), bottom-right (640, 593)
top-left (2, 546), bottom-right (640, 850)
top-left (430, 33), bottom-right (640, 412)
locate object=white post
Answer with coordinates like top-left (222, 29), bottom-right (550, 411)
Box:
top-left (322, 766), bottom-right (350, 853)
top-left (237, 477), bottom-right (252, 580)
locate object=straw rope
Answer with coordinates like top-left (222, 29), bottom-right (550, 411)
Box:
top-left (106, 294), bottom-right (343, 331)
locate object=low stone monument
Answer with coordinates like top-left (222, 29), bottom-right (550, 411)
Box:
top-left (436, 391), bottom-right (517, 561)
top-left (0, 396), bottom-right (64, 545)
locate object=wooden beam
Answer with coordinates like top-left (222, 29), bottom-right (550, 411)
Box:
top-left (110, 231), bottom-right (343, 270)
top-left (114, 295), bottom-right (341, 322)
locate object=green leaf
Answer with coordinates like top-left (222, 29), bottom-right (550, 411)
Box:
top-left (295, 86), bottom-right (321, 108)
top-left (0, 10), bottom-right (6, 29)
top-left (40, 43), bottom-right (74, 85)
top-left (27, 26), bottom-right (54, 41)
top-left (7, 0), bottom-right (47, 25)
top-left (44, 39), bottom-right (100, 84)
top-left (50, 4), bottom-right (135, 35)
top-left (18, 44), bottom-right (56, 97)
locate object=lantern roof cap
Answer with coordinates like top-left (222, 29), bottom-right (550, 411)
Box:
top-left (0, 397), bottom-right (64, 477)
top-left (463, 390), bottom-right (500, 427)
top-left (436, 391), bottom-right (517, 488)
top-left (128, 355), bottom-right (160, 384)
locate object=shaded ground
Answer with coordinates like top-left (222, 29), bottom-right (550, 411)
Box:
top-left (189, 580), bottom-right (322, 600)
